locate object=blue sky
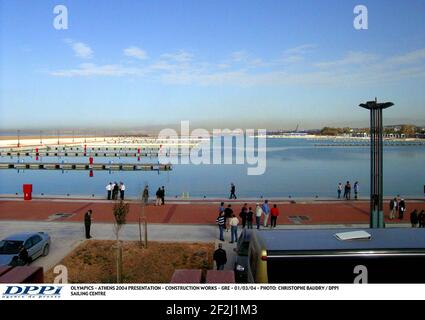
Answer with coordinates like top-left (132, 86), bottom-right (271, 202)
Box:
top-left (1, 0), bottom-right (425, 131)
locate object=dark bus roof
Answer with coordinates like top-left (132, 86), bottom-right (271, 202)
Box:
top-left (256, 229), bottom-right (425, 253)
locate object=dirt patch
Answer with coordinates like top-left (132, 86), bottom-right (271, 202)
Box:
top-left (45, 240), bottom-right (214, 283)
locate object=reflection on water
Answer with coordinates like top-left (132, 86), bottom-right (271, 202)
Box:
top-left (0, 138), bottom-right (424, 198)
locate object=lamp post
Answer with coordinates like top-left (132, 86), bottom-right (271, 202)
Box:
top-left (359, 98), bottom-right (394, 228)
top-left (17, 130), bottom-right (21, 148)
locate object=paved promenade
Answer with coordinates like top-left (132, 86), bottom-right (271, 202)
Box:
top-left (0, 197), bottom-right (424, 225)
top-left (1, 197), bottom-right (422, 272)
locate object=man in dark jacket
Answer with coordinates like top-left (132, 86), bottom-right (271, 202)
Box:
top-left (160, 186), bottom-right (165, 205)
top-left (213, 244), bottom-right (227, 270)
top-left (84, 210), bottom-right (93, 239)
top-left (224, 204), bottom-right (233, 232)
top-left (239, 204), bottom-right (248, 229)
top-left (410, 209), bottom-right (419, 228)
top-left (418, 210), bottom-right (425, 228)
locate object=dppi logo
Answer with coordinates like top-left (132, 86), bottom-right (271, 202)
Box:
top-left (3, 286), bottom-right (63, 299)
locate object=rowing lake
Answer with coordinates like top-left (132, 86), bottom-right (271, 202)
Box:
top-left (0, 138), bottom-right (424, 199)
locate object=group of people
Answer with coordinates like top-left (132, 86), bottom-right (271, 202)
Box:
top-left (105, 182), bottom-right (126, 200)
top-left (140, 185), bottom-right (166, 206)
top-left (337, 181), bottom-right (359, 200)
top-left (215, 200), bottom-right (280, 243)
top-left (410, 209), bottom-right (425, 228)
top-left (389, 196), bottom-right (406, 220)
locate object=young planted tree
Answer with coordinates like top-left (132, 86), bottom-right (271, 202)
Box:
top-left (139, 185), bottom-right (149, 248)
top-left (113, 200), bottom-right (129, 283)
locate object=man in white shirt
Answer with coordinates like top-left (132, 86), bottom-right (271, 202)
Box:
top-left (106, 182), bottom-right (112, 200)
top-left (229, 214), bottom-right (239, 244)
top-left (255, 204), bottom-right (263, 230)
top-left (120, 182), bottom-right (126, 200)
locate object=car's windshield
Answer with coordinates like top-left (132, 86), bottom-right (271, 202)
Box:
top-left (0, 240), bottom-right (23, 254)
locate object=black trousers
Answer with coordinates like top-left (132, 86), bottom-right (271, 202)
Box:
top-left (107, 191), bottom-right (111, 200)
top-left (271, 216), bottom-right (277, 228)
top-left (85, 223), bottom-right (91, 239)
top-left (161, 196), bottom-right (165, 205)
top-left (120, 190), bottom-right (124, 200)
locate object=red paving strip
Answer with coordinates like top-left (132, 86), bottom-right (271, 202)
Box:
top-left (162, 204), bottom-right (178, 223)
top-left (0, 199), bottom-right (425, 225)
top-left (71, 202), bottom-right (94, 214)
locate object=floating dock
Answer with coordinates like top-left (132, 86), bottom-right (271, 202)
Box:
top-left (0, 162), bottom-right (172, 171)
top-left (0, 151), bottom-right (182, 157)
top-left (315, 141), bottom-right (425, 147)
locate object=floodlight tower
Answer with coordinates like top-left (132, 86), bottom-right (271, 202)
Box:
top-left (359, 98), bottom-right (394, 228)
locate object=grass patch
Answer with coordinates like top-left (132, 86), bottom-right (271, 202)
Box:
top-left (45, 240), bottom-right (214, 283)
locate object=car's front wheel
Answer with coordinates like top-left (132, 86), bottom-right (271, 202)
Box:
top-left (42, 244), bottom-right (50, 256)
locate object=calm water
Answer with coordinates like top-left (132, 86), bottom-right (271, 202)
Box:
top-left (0, 138), bottom-right (424, 198)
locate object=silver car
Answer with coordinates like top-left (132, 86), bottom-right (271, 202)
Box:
top-left (0, 232), bottom-right (51, 266)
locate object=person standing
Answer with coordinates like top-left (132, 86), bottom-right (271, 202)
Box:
top-left (119, 182), bottom-right (125, 200)
top-left (418, 210), bottom-right (425, 228)
top-left (224, 204), bottom-right (233, 232)
top-left (213, 244), bottom-right (227, 270)
top-left (160, 186), bottom-right (165, 205)
top-left (389, 198), bottom-right (397, 220)
top-left (398, 198), bottom-right (406, 220)
top-left (84, 210), bottom-right (93, 239)
top-left (106, 182), bottom-right (112, 200)
top-left (337, 183), bottom-right (343, 199)
top-left (142, 186), bottom-right (149, 206)
top-left (270, 204), bottom-right (280, 228)
top-left (18, 245), bottom-right (30, 266)
top-left (354, 182), bottom-right (359, 200)
top-left (345, 181), bottom-right (351, 200)
top-left (239, 203), bottom-right (248, 228)
top-left (229, 214), bottom-right (239, 244)
top-left (247, 207), bottom-right (254, 229)
top-left (229, 183), bottom-right (237, 199)
top-left (262, 200), bottom-right (270, 227)
top-left (155, 187), bottom-right (162, 206)
top-left (219, 202), bottom-right (225, 215)
top-left (410, 209), bottom-right (419, 228)
top-left (255, 204), bottom-right (263, 230)
top-left (216, 211), bottom-right (225, 241)
top-left (113, 182), bottom-right (119, 200)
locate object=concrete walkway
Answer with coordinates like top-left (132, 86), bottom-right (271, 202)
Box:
top-left (0, 220), bottom-right (411, 272)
